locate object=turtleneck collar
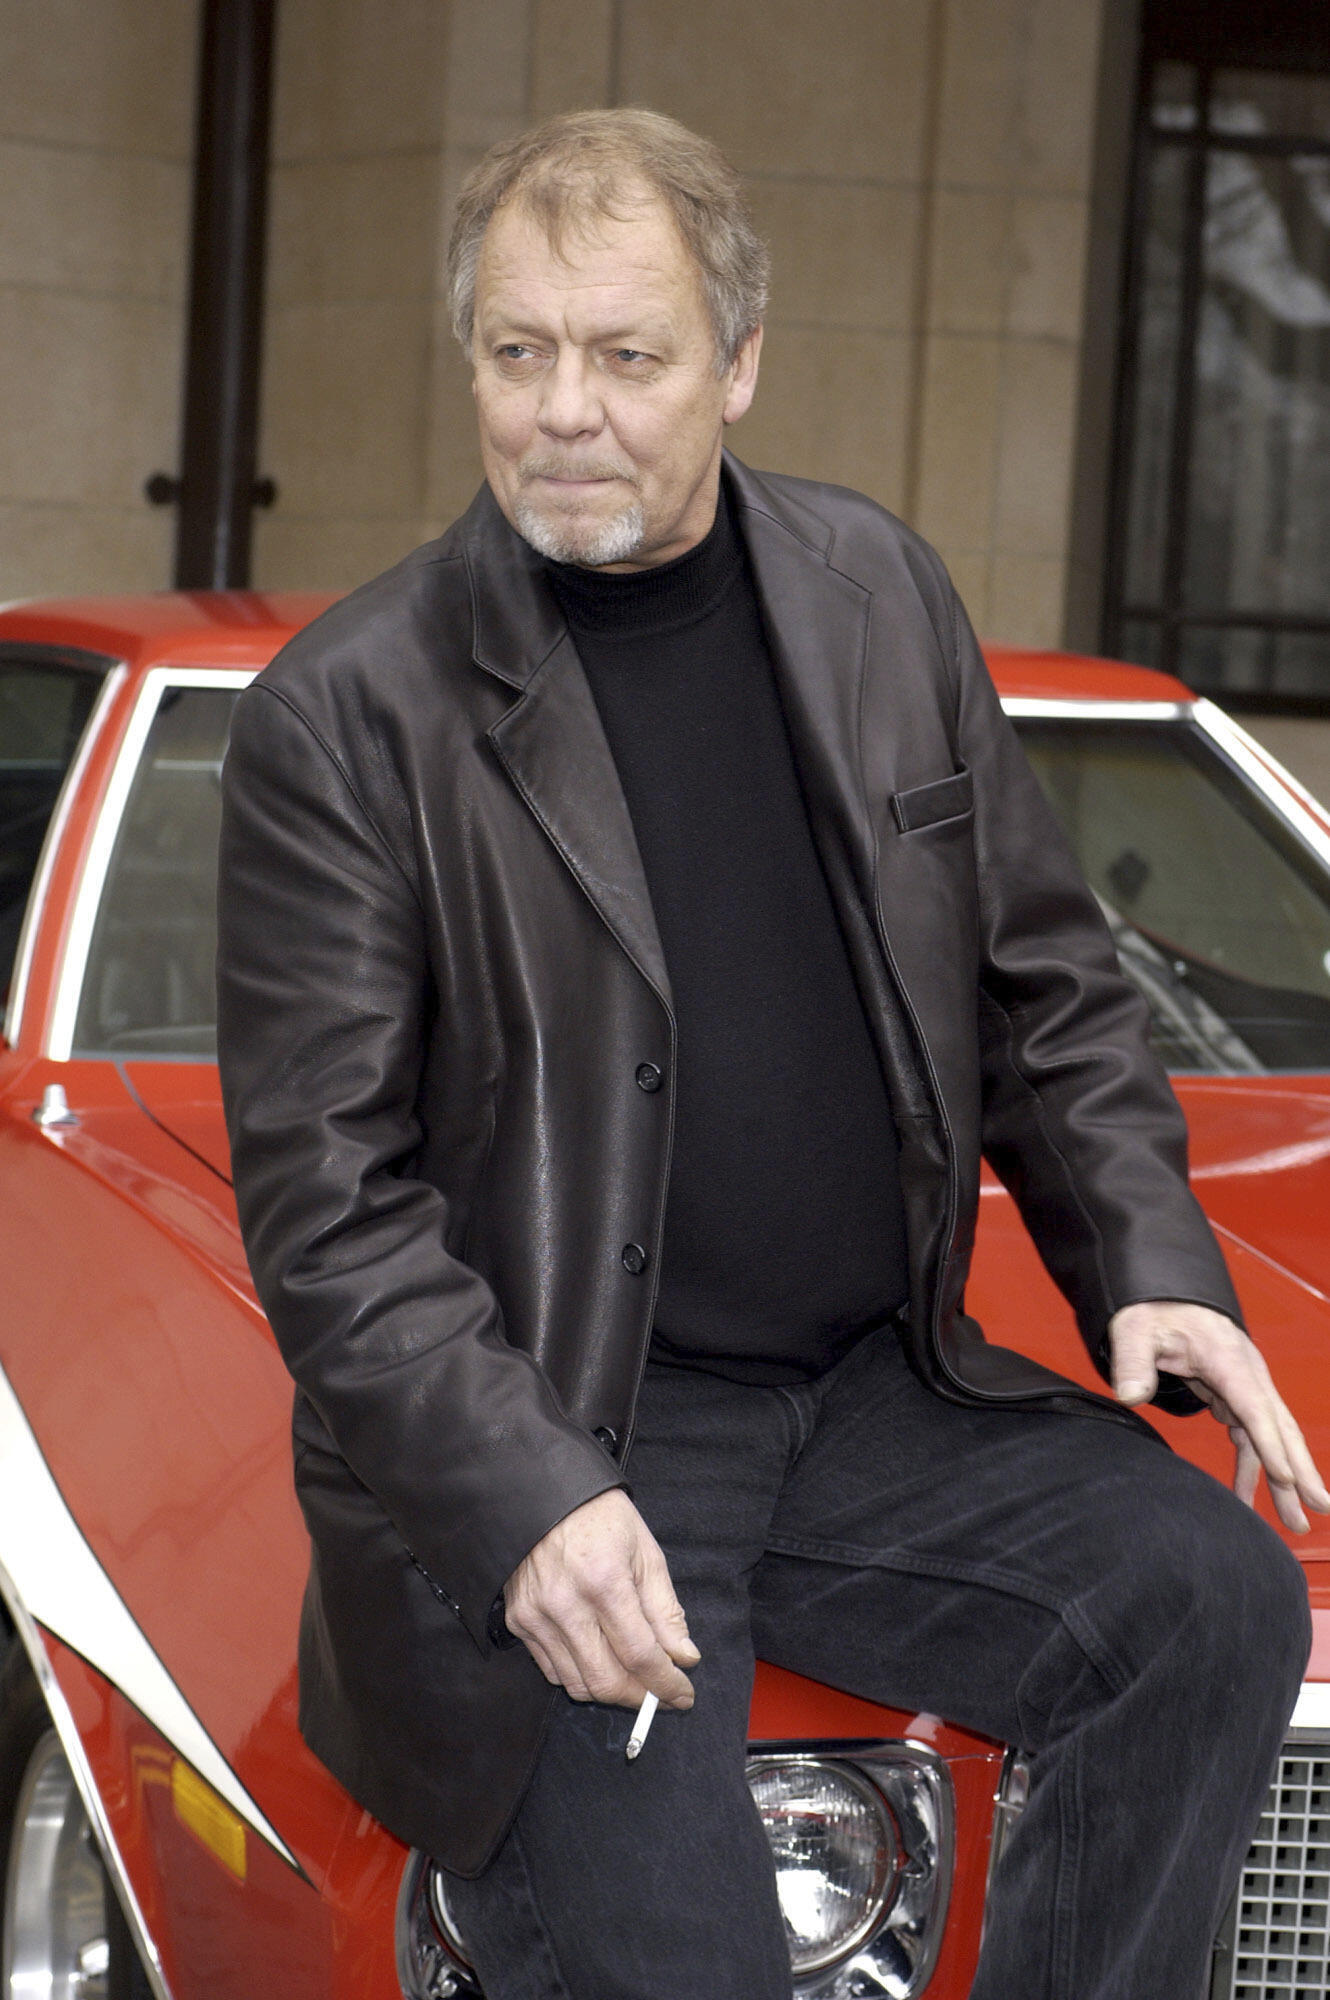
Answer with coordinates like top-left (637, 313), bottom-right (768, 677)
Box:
top-left (542, 479), bottom-right (743, 640)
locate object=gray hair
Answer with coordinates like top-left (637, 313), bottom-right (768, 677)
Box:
top-left (448, 107), bottom-right (769, 373)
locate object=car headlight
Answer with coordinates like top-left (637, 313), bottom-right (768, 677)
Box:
top-left (397, 1741), bottom-right (952, 2000)
top-left (748, 1746), bottom-right (952, 1998)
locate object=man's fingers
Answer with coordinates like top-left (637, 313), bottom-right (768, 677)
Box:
top-left (593, 1572), bottom-right (696, 1708)
top-left (1231, 1427), bottom-right (1262, 1512)
top-left (1112, 1300), bottom-right (1330, 1532)
top-left (502, 1490), bottom-right (697, 1708)
top-left (635, 1543), bottom-right (701, 1669)
top-left (1109, 1320), bottom-right (1159, 1406)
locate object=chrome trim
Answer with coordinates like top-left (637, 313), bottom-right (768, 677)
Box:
top-left (5, 664), bottom-right (128, 1049)
top-left (0, 1353), bottom-right (298, 1870)
top-left (32, 1084), bottom-right (77, 1129)
top-left (983, 1747), bottom-right (1030, 1931)
top-left (398, 1739), bottom-right (954, 2000)
top-left (1210, 1730), bottom-right (1330, 2000)
top-left (1192, 699), bottom-right (1330, 873)
top-left (1000, 697), bottom-right (1190, 720)
top-left (45, 666), bottom-right (255, 1062)
top-left (1290, 1681), bottom-right (1330, 1732)
top-left (0, 1556), bottom-right (173, 2000)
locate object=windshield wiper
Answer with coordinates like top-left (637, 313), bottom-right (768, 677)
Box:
top-left (1094, 892), bottom-right (1266, 1075)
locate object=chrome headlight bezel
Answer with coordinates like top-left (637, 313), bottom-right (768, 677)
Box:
top-left (750, 1740), bottom-right (954, 1999)
top-left (397, 1738), bottom-right (954, 2000)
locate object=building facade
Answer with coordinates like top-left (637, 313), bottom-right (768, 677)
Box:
top-left (3, 0), bottom-right (1328, 730)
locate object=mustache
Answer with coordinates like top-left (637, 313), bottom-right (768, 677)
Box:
top-left (519, 455), bottom-right (638, 486)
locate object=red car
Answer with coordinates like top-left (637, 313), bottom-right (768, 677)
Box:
top-left (0, 591), bottom-right (1327, 2000)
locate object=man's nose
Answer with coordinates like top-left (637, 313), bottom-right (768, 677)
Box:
top-left (538, 351), bottom-right (603, 438)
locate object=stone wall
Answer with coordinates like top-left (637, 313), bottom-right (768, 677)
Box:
top-left (0, 0), bottom-right (1137, 650)
top-left (0, 0), bottom-right (197, 598)
top-left (258, 0), bottom-right (1133, 646)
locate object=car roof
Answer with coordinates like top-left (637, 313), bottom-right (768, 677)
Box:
top-left (0, 590), bottom-right (1197, 703)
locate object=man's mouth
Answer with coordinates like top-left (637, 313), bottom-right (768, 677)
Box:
top-left (522, 462), bottom-right (635, 493)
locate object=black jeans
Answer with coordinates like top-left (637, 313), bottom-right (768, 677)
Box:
top-left (446, 1329), bottom-right (1310, 1999)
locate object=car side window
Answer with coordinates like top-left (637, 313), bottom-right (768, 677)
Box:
top-left (0, 658), bottom-right (102, 1003)
top-left (71, 685), bottom-right (240, 1060)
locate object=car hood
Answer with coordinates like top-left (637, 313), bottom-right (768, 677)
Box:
top-left (135, 1068), bottom-right (1330, 1564)
top-left (1179, 1075), bottom-right (1330, 1307)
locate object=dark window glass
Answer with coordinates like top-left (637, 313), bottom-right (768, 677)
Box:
top-left (1122, 147), bottom-right (1189, 606)
top-left (1176, 625), bottom-right (1330, 699)
top-left (1185, 149), bottom-right (1330, 622)
top-left (73, 686), bottom-right (240, 1059)
top-left (0, 660), bottom-right (101, 998)
top-left (1016, 716), bottom-right (1330, 1072)
top-left (1110, 46), bottom-right (1330, 702)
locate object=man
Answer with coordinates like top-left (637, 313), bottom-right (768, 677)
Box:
top-left (217, 109), bottom-right (1323, 1998)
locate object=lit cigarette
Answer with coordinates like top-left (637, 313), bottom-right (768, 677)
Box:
top-left (625, 1691), bottom-right (658, 1761)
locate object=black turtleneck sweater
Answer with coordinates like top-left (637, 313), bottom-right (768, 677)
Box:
top-left (544, 489), bottom-right (909, 1383)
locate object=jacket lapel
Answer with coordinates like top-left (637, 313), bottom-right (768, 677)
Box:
top-left (728, 457), bottom-right (884, 907)
top-left (462, 487), bottom-right (672, 1009)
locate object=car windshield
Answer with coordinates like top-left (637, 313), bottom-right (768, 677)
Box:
top-left (1016, 717), bottom-right (1330, 1074)
top-left (72, 685), bottom-right (239, 1059)
top-left (0, 656), bottom-right (102, 1002)
top-left (65, 692), bottom-right (1330, 1073)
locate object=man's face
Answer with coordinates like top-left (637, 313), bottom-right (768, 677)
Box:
top-left (470, 189), bottom-right (761, 570)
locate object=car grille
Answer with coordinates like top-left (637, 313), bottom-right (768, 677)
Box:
top-left (1211, 1739), bottom-right (1330, 1999)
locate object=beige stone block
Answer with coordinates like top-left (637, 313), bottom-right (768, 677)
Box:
top-left (273, 0), bottom-right (447, 161)
top-left (992, 337), bottom-right (1077, 556)
top-left (749, 181), bottom-right (920, 333)
top-left (926, 188), bottom-right (1011, 335)
top-left (618, 0), bottom-right (933, 181)
top-left (735, 327), bottom-right (911, 511)
top-left (0, 289), bottom-right (181, 505)
top-left (934, 0), bottom-right (1025, 187)
top-left (1006, 195), bottom-right (1088, 338)
top-left (987, 550), bottom-right (1067, 647)
top-left (261, 301), bottom-right (431, 517)
top-left (0, 502), bottom-right (173, 600)
top-left (1243, 718), bottom-right (1330, 814)
top-left (913, 334), bottom-right (1002, 551)
top-left (0, 0), bottom-right (197, 153)
top-left (1015, 0), bottom-right (1102, 194)
top-left (531, 0), bottom-right (616, 117)
top-left (267, 153), bottom-right (439, 308)
top-left (252, 513), bottom-right (427, 591)
top-left (425, 314), bottom-right (485, 524)
top-left (438, 0), bottom-right (531, 156)
top-left (0, 142), bottom-right (189, 299)
top-left (933, 548), bottom-right (991, 634)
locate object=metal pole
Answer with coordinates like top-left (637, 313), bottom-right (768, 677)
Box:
top-left (171, 0), bottom-right (277, 589)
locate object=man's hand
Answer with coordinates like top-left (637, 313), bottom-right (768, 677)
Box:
top-left (502, 1488), bottom-right (700, 1709)
top-left (1109, 1300), bottom-right (1330, 1534)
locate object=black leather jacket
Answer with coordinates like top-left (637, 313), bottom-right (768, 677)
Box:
top-left (216, 456), bottom-right (1241, 1871)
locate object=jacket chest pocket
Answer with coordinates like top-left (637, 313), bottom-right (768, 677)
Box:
top-left (890, 766), bottom-right (974, 834)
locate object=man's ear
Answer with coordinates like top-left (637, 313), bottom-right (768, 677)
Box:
top-left (722, 325), bottom-right (763, 426)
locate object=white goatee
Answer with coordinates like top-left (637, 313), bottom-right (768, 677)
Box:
top-left (513, 496), bottom-right (646, 567)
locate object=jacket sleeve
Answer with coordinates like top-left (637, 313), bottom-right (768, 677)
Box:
top-left (939, 581), bottom-right (1244, 1397)
top-left (216, 680), bottom-right (622, 1650)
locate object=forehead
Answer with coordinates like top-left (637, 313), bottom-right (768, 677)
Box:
top-left (474, 189), bottom-right (707, 333)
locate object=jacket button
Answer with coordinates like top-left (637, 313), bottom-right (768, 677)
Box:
top-left (594, 1425), bottom-right (619, 1455)
top-left (635, 1062), bottom-right (663, 1092)
top-left (621, 1243), bottom-right (649, 1275)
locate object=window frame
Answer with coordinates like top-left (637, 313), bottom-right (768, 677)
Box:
top-left (2, 646), bottom-right (123, 1050)
top-left (45, 666), bottom-right (255, 1064)
top-left (1104, 47), bottom-right (1330, 706)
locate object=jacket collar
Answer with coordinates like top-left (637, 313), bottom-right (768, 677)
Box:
top-left (471, 453), bottom-right (877, 1005)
